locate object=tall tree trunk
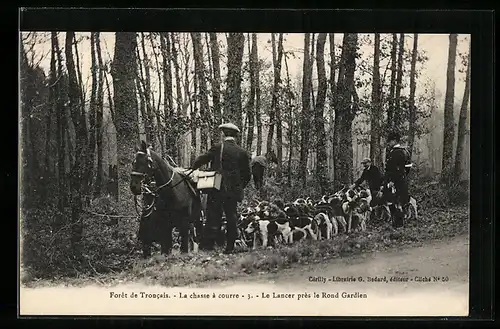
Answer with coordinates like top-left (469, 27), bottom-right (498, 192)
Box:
top-left (191, 32), bottom-right (210, 152)
top-left (387, 33), bottom-right (398, 131)
top-left (314, 33), bottom-right (328, 193)
top-left (370, 33), bottom-right (383, 168)
top-left (442, 34), bottom-right (458, 182)
top-left (299, 33), bottom-right (312, 187)
top-left (190, 56), bottom-right (198, 164)
top-left (52, 32), bottom-right (67, 218)
top-left (454, 39), bottom-right (471, 180)
top-left (333, 34), bottom-right (347, 188)
top-left (276, 34), bottom-right (284, 178)
top-left (140, 33), bottom-right (155, 146)
top-left (150, 33), bottom-right (165, 155)
top-left (111, 32), bottom-right (139, 201)
top-left (335, 33), bottom-right (358, 186)
top-left (209, 33), bottom-right (222, 142)
top-left (255, 35), bottom-right (263, 155)
top-left (65, 31), bottom-right (85, 243)
top-left (267, 33), bottom-right (277, 154)
top-left (160, 33), bottom-right (175, 157)
top-left (329, 33), bottom-right (336, 180)
top-left (268, 33), bottom-right (284, 177)
top-left (170, 33), bottom-right (184, 113)
top-left (394, 33), bottom-right (405, 134)
top-left (84, 32), bottom-right (98, 200)
top-left (94, 33), bottom-right (105, 197)
top-left (224, 33), bottom-right (245, 129)
top-left (46, 34), bottom-right (57, 186)
top-left (407, 34), bottom-right (419, 158)
top-left (284, 52), bottom-right (293, 186)
top-left (246, 33), bottom-right (257, 151)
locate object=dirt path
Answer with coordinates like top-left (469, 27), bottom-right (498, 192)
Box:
top-left (20, 235), bottom-right (469, 316)
top-left (198, 234), bottom-right (469, 293)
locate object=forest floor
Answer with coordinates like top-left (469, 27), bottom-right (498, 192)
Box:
top-left (20, 234), bottom-right (469, 316)
top-left (21, 205), bottom-right (469, 288)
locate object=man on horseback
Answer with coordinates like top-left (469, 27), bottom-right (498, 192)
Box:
top-left (378, 131), bottom-right (411, 227)
top-left (191, 122), bottom-right (251, 254)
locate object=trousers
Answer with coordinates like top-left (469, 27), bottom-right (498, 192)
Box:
top-left (204, 190), bottom-right (238, 251)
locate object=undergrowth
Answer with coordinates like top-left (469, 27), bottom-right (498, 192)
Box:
top-left (21, 177), bottom-right (469, 287)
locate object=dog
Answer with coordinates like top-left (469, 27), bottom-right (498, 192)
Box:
top-left (342, 188), bottom-right (361, 233)
top-left (312, 202), bottom-right (339, 237)
top-left (284, 205), bottom-right (318, 241)
top-left (406, 196), bottom-right (418, 220)
top-left (314, 212), bottom-right (333, 240)
top-left (244, 214), bottom-right (294, 249)
top-left (326, 195), bottom-right (347, 233)
top-left (354, 198), bottom-right (371, 231)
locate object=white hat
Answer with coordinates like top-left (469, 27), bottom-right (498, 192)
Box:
top-left (218, 122), bottom-right (240, 133)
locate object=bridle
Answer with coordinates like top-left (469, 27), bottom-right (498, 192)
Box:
top-left (131, 148), bottom-right (192, 219)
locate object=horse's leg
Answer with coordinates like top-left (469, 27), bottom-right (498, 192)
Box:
top-left (160, 220), bottom-right (173, 255)
top-left (180, 213), bottom-right (190, 253)
top-left (142, 241), bottom-right (152, 259)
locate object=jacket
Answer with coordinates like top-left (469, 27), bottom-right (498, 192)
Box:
top-left (354, 165), bottom-right (383, 191)
top-left (192, 139), bottom-right (251, 201)
top-left (384, 144), bottom-right (409, 183)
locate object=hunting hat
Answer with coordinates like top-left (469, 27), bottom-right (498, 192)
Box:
top-left (361, 157), bottom-right (371, 164)
top-left (387, 131), bottom-right (401, 142)
top-left (218, 122), bottom-right (241, 133)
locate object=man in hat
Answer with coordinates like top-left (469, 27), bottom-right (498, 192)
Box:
top-left (379, 131), bottom-right (411, 212)
top-left (191, 122), bottom-right (251, 254)
top-left (350, 157), bottom-right (382, 206)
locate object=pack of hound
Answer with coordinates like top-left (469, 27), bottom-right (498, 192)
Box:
top-left (234, 185), bottom-right (380, 250)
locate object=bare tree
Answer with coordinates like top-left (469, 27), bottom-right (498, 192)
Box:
top-left (191, 32), bottom-right (210, 152)
top-left (209, 33), bottom-right (222, 142)
top-left (387, 34), bottom-right (398, 130)
top-left (224, 33), bottom-right (245, 128)
top-left (314, 33), bottom-right (328, 193)
top-left (334, 33), bottom-right (358, 186)
top-left (111, 32), bottom-right (139, 201)
top-left (394, 33), bottom-right (405, 133)
top-left (255, 35), bottom-right (263, 155)
top-left (65, 31), bottom-right (86, 243)
top-left (299, 33), bottom-right (312, 187)
top-left (407, 34), bottom-right (419, 158)
top-left (246, 33), bottom-right (258, 151)
top-left (94, 33), bottom-right (105, 196)
top-left (442, 33), bottom-right (458, 181)
top-left (454, 39), bottom-right (471, 179)
top-left (267, 33), bottom-right (284, 176)
top-left (370, 33), bottom-right (383, 168)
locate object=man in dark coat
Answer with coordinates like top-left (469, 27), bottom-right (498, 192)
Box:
top-left (380, 131), bottom-right (410, 208)
top-left (191, 122), bottom-right (251, 254)
top-left (351, 157), bottom-right (382, 206)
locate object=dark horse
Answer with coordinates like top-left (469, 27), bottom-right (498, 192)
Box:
top-left (251, 150), bottom-right (279, 190)
top-left (130, 141), bottom-right (202, 258)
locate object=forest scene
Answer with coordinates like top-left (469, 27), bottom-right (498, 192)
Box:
top-left (20, 32), bottom-right (470, 287)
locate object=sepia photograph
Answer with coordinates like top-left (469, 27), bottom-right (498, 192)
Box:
top-left (19, 30), bottom-right (471, 316)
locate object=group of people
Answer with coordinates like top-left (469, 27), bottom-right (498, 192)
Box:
top-left (351, 131), bottom-right (411, 210)
top-left (189, 123), bottom-right (412, 254)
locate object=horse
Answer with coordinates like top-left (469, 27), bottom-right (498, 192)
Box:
top-left (251, 150), bottom-right (279, 190)
top-left (130, 141), bottom-right (203, 258)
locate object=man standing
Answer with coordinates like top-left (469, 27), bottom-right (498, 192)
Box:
top-left (350, 157), bottom-right (382, 205)
top-left (191, 123), bottom-right (251, 254)
top-left (379, 131), bottom-right (411, 225)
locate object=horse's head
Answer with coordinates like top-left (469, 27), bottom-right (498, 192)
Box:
top-left (130, 140), bottom-right (155, 196)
